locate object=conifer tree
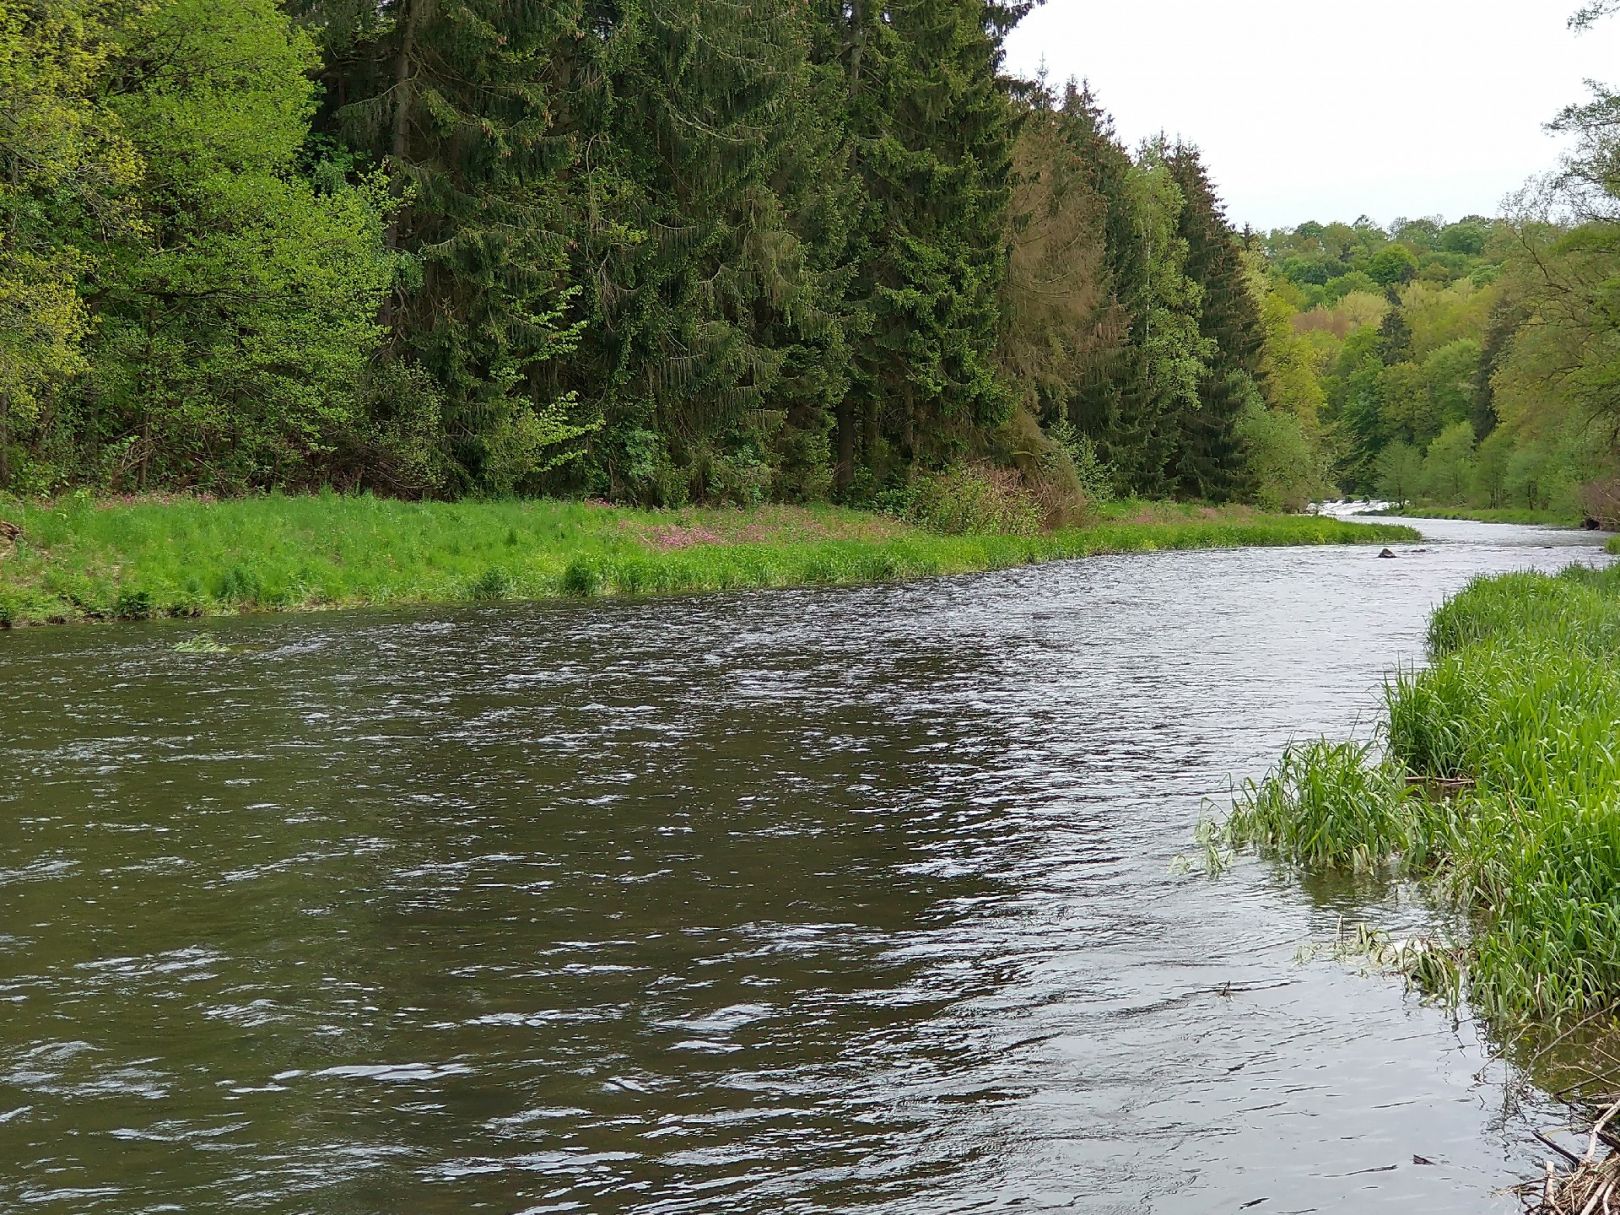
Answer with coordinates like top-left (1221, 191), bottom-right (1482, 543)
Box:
top-left (566, 0), bottom-right (855, 505)
top-left (1167, 142), bottom-right (1265, 500)
top-left (829, 0), bottom-right (1021, 491)
top-left (999, 81), bottom-right (1114, 427)
top-left (309, 0), bottom-right (590, 493)
top-left (1054, 88), bottom-right (1177, 491)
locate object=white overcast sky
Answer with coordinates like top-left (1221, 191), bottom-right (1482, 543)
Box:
top-left (1004, 0), bottom-right (1620, 232)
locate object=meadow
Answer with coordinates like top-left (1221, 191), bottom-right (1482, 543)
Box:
top-left (0, 493), bottom-right (1416, 627)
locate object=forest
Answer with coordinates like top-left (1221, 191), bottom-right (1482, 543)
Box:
top-left (0, 0), bottom-right (1314, 519)
top-left (1259, 204), bottom-right (1620, 520)
top-left (3, 0), bottom-right (1619, 522)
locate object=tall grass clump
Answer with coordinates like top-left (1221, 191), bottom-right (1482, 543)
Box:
top-left (893, 464), bottom-right (1045, 536)
top-left (1222, 740), bottom-right (1439, 872)
top-left (1216, 560), bottom-right (1620, 1026)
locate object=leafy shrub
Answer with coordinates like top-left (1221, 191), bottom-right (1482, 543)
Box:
top-left (1237, 403), bottom-right (1321, 512)
top-left (561, 557), bottom-right (602, 597)
top-left (113, 589), bottom-right (153, 620)
top-left (466, 566), bottom-right (515, 602)
top-left (903, 464), bottom-right (1044, 536)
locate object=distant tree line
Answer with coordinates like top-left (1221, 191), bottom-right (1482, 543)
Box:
top-left (1256, 4), bottom-right (1620, 520)
top-left (0, 0), bottom-right (1387, 514)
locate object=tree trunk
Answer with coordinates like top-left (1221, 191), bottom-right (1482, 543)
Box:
top-left (900, 384), bottom-right (916, 464)
top-left (0, 390), bottom-right (11, 491)
top-left (834, 397), bottom-right (854, 496)
top-left (384, 0), bottom-right (420, 254)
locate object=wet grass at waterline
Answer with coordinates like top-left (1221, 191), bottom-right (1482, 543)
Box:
top-left (0, 493), bottom-right (1417, 627)
top-left (1209, 562), bottom-right (1620, 1026)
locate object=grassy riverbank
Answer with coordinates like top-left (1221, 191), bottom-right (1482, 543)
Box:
top-left (0, 493), bottom-right (1416, 627)
top-left (1366, 503), bottom-right (1584, 526)
top-left (1216, 562), bottom-right (1620, 1024)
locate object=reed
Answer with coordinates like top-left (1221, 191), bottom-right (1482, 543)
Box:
top-left (1216, 561), bottom-right (1620, 1024)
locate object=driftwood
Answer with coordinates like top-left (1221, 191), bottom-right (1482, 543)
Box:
top-left (1519, 1096), bottom-right (1620, 1213)
top-left (1404, 774), bottom-right (1476, 799)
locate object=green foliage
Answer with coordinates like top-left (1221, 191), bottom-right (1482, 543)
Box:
top-left (1238, 402), bottom-right (1321, 512)
top-left (1215, 564), bottom-right (1620, 1024)
top-left (1374, 440), bottom-right (1423, 506)
top-left (1366, 243), bottom-right (1418, 286)
top-left (1220, 740), bottom-right (1431, 872)
top-left (899, 465), bottom-right (1044, 537)
top-left (1419, 420), bottom-right (1477, 504)
top-left (1167, 144), bottom-right (1267, 502)
top-left (0, 492), bottom-right (1416, 626)
top-left (94, 0), bottom-right (397, 490)
top-left (0, 2), bottom-right (1388, 510)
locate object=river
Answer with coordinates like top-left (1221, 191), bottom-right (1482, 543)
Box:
top-left (0, 517), bottom-right (1611, 1213)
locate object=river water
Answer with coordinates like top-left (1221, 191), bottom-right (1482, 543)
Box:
top-left (0, 517), bottom-right (1611, 1214)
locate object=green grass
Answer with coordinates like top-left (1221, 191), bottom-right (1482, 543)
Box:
top-left (1213, 562), bottom-right (1620, 1025)
top-left (1369, 502), bottom-right (1586, 527)
top-left (0, 491), bottom-right (1417, 627)
top-left (1223, 740), bottom-right (1441, 873)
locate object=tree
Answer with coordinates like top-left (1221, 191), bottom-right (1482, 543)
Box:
top-left (1239, 402), bottom-right (1320, 511)
top-left (311, 0), bottom-right (590, 493)
top-left (1473, 426), bottom-right (1515, 506)
top-left (87, 0), bottom-right (395, 491)
top-left (1257, 282), bottom-right (1326, 425)
top-left (1421, 420), bottom-right (1476, 504)
top-left (0, 0), bottom-right (140, 489)
top-left (1367, 243), bottom-right (1418, 287)
top-left (998, 88), bottom-right (1112, 426)
top-left (1168, 142), bottom-right (1265, 500)
top-left (1375, 440), bottom-right (1423, 506)
top-left (1106, 143), bottom-right (1211, 495)
top-left (572, 0), bottom-right (855, 506)
top-left (831, 0), bottom-right (1021, 491)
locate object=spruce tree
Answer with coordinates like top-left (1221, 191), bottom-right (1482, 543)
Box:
top-left (564, 0), bottom-right (855, 505)
top-left (1054, 86), bottom-right (1170, 492)
top-left (1167, 142), bottom-right (1265, 501)
top-left (308, 0), bottom-right (589, 493)
top-left (828, 0), bottom-right (1021, 492)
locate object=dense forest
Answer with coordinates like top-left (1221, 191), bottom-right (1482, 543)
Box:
top-left (0, 0), bottom-right (1292, 516)
top-left (1259, 204), bottom-right (1620, 518)
top-left (3, 0), bottom-right (1619, 520)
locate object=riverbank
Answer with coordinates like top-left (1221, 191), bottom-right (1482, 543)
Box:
top-left (0, 493), bottom-right (1418, 627)
top-left (1363, 503), bottom-right (1583, 526)
top-left (1214, 560), bottom-right (1620, 1025)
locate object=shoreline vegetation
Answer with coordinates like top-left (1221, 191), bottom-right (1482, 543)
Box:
top-left (1211, 563), bottom-right (1620, 1026)
top-left (0, 494), bottom-right (1416, 629)
top-left (1361, 503), bottom-right (1589, 527)
top-left (1206, 561), bottom-right (1620, 1209)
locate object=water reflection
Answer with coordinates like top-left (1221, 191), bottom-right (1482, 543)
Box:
top-left (0, 518), bottom-right (1610, 1212)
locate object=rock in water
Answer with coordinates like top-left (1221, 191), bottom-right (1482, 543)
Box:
top-left (1378, 548), bottom-right (1397, 559)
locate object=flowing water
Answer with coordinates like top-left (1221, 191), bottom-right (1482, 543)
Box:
top-left (0, 517), bottom-right (1612, 1214)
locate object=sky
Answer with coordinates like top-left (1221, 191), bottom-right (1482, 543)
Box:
top-left (1003, 0), bottom-right (1620, 233)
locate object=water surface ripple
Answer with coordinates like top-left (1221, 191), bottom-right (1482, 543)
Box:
top-left (0, 517), bottom-right (1608, 1213)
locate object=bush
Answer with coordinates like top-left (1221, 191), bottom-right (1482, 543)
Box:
top-left (466, 566), bottom-right (515, 602)
top-left (902, 464), bottom-right (1044, 536)
top-left (1237, 404), bottom-right (1321, 512)
top-left (999, 410), bottom-right (1098, 527)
